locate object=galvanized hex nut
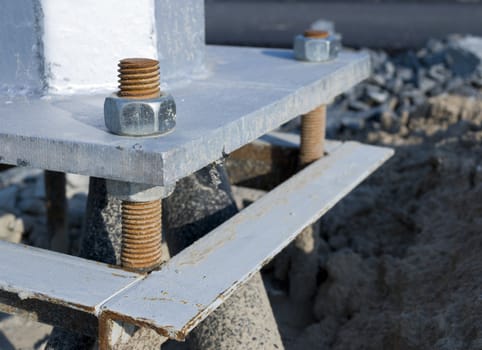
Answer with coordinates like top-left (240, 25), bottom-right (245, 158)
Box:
top-left (293, 35), bottom-right (341, 62)
top-left (104, 94), bottom-right (176, 136)
top-left (106, 179), bottom-right (175, 202)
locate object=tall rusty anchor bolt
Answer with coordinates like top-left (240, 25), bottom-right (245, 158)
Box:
top-left (281, 31), bottom-right (341, 303)
top-left (299, 105), bottom-right (326, 166)
top-left (104, 58), bottom-right (176, 272)
top-left (294, 30), bottom-right (340, 165)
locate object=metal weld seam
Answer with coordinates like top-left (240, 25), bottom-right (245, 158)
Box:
top-left (94, 274), bottom-right (147, 316)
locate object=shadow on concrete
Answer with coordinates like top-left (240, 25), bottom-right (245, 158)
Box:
top-left (261, 50), bottom-right (295, 61)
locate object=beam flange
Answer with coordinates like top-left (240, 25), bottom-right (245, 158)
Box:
top-left (0, 47), bottom-right (370, 186)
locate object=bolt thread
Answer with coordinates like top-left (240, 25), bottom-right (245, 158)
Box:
top-left (304, 30), bottom-right (329, 39)
top-left (299, 105), bottom-right (326, 166)
top-left (121, 200), bottom-right (162, 272)
top-left (118, 58), bottom-right (161, 100)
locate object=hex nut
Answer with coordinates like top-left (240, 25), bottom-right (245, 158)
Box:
top-left (293, 35), bottom-right (341, 62)
top-left (106, 179), bottom-right (175, 202)
top-left (104, 94), bottom-right (176, 136)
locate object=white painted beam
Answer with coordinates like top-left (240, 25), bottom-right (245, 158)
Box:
top-left (100, 141), bottom-right (393, 340)
top-left (0, 240), bottom-right (142, 314)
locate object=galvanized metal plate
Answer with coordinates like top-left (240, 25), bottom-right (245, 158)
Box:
top-left (101, 141), bottom-right (393, 340)
top-left (0, 46), bottom-right (370, 186)
top-left (0, 240), bottom-right (142, 314)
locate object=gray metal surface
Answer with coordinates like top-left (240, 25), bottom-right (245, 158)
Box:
top-left (106, 180), bottom-right (175, 202)
top-left (155, 0), bottom-right (206, 83)
top-left (101, 141), bottom-right (393, 340)
top-left (0, 46), bottom-right (370, 186)
top-left (0, 240), bottom-right (142, 314)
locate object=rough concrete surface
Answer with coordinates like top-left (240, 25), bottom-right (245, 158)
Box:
top-left (163, 162), bottom-right (284, 350)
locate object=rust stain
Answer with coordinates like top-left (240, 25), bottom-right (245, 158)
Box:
top-left (99, 310), bottom-right (186, 342)
top-left (27, 292), bottom-right (95, 313)
top-left (98, 312), bottom-right (113, 350)
top-left (143, 296), bottom-right (188, 305)
top-left (181, 279), bottom-right (243, 336)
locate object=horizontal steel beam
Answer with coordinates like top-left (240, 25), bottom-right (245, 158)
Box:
top-left (0, 46), bottom-right (370, 186)
top-left (0, 240), bottom-right (143, 335)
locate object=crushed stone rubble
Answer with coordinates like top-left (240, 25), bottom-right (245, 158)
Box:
top-left (0, 170), bottom-right (88, 251)
top-left (328, 35), bottom-right (482, 135)
top-left (281, 35), bottom-right (482, 136)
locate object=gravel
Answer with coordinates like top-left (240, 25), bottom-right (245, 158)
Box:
top-left (0, 170), bottom-right (88, 249)
top-left (281, 35), bottom-right (482, 136)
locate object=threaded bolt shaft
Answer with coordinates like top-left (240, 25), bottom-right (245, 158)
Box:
top-left (121, 200), bottom-right (162, 271)
top-left (118, 58), bottom-right (161, 100)
top-left (117, 58), bottom-right (163, 272)
top-left (303, 30), bottom-right (329, 39)
top-left (299, 105), bottom-right (326, 166)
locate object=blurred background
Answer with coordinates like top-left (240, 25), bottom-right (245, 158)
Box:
top-left (205, 0), bottom-right (482, 49)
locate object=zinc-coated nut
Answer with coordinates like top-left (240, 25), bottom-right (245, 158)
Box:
top-left (106, 179), bottom-right (175, 202)
top-left (104, 94), bottom-right (176, 137)
top-left (293, 34), bottom-right (341, 62)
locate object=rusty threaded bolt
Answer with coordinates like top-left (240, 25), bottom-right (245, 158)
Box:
top-left (298, 29), bottom-right (330, 164)
top-left (303, 30), bottom-right (329, 39)
top-left (299, 105), bottom-right (326, 167)
top-left (117, 58), bottom-right (163, 272)
top-left (121, 200), bottom-right (162, 271)
top-left (118, 58), bottom-right (161, 99)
